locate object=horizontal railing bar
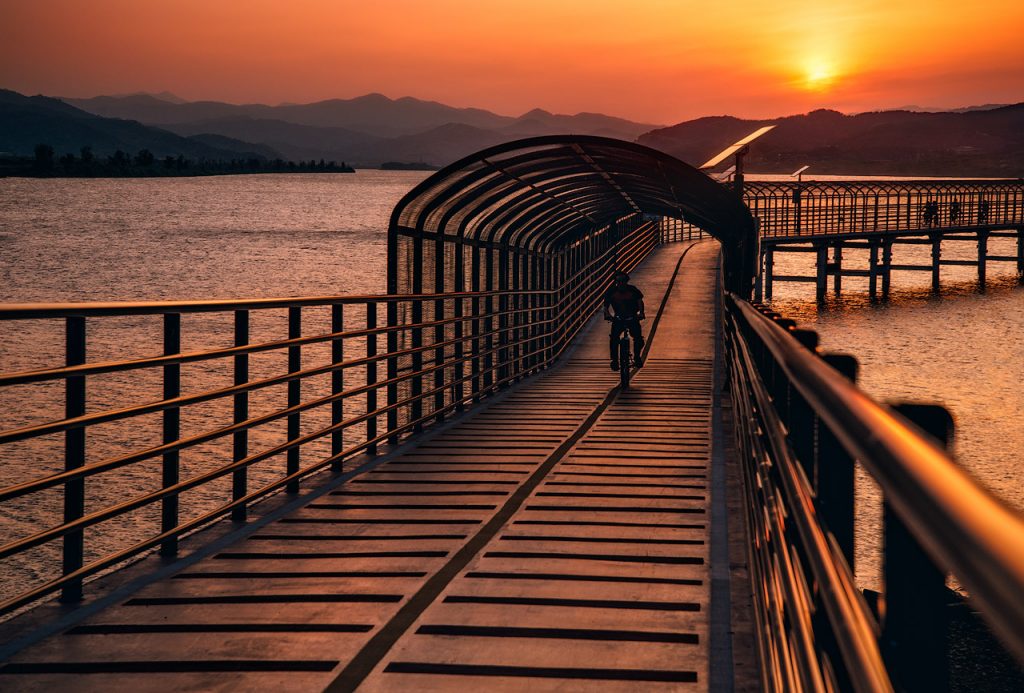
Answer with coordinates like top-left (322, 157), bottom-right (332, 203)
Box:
top-left (727, 308), bottom-right (892, 690)
top-left (0, 347), bottom-right (531, 616)
top-left (0, 321), bottom-right (560, 501)
top-left (731, 297), bottom-right (1024, 662)
top-left (0, 288), bottom-right (553, 320)
top-left (0, 327), bottom-right (557, 562)
top-left (0, 298), bottom-right (553, 388)
top-left (0, 313), bottom-right (561, 445)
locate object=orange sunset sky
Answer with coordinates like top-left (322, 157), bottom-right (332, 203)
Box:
top-left (2, 0), bottom-right (1022, 124)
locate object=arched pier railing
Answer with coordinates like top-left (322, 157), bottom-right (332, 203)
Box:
top-left (724, 295), bottom-right (1024, 691)
top-left (383, 135), bottom-right (756, 438)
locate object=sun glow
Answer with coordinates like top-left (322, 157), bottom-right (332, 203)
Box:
top-left (802, 59), bottom-right (839, 91)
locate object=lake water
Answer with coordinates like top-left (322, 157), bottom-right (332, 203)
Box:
top-left (1, 171), bottom-right (1021, 599)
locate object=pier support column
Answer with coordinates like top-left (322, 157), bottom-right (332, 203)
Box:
top-left (754, 248), bottom-right (764, 302)
top-left (977, 230), bottom-right (989, 290)
top-left (881, 240), bottom-right (893, 299)
top-left (930, 235), bottom-right (942, 293)
top-left (815, 244), bottom-right (828, 303)
top-left (833, 244), bottom-right (843, 295)
top-left (1017, 228), bottom-right (1024, 279)
top-left (764, 247), bottom-right (774, 301)
top-left (868, 241), bottom-right (879, 300)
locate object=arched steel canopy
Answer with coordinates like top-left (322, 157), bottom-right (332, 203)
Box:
top-left (388, 135), bottom-right (759, 293)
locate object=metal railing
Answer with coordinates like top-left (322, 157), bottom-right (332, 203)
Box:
top-left (0, 221), bottom-right (661, 617)
top-left (745, 180), bottom-right (1024, 238)
top-left (724, 295), bottom-right (1024, 691)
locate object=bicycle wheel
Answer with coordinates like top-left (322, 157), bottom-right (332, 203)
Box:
top-left (618, 337), bottom-right (630, 389)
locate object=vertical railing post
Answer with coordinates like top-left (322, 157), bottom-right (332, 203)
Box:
top-left (483, 248), bottom-right (495, 392)
top-left (386, 300), bottom-right (399, 444)
top-left (365, 303), bottom-right (378, 453)
top-left (817, 353), bottom-right (858, 567)
top-left (883, 403), bottom-right (954, 693)
top-left (470, 245), bottom-right (482, 400)
top-left (497, 246), bottom-right (509, 386)
top-left (786, 329), bottom-right (819, 481)
top-left (433, 296), bottom-right (446, 423)
top-left (453, 251), bottom-right (466, 410)
top-left (331, 304), bottom-right (345, 470)
top-left (160, 312), bottom-right (181, 557)
top-left (410, 297), bottom-right (423, 431)
top-left (410, 236), bottom-right (424, 431)
top-left (231, 310), bottom-right (249, 522)
top-left (61, 315), bottom-right (86, 603)
top-left (286, 307), bottom-right (301, 492)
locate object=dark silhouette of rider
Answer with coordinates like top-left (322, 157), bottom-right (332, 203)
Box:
top-left (603, 270), bottom-right (645, 371)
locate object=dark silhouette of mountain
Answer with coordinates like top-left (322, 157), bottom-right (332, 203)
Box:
top-left (0, 89), bottom-right (275, 160)
top-left (64, 92), bottom-right (516, 137)
top-left (105, 90), bottom-right (188, 104)
top-left (639, 105), bottom-right (1024, 176)
top-left (160, 116), bottom-right (380, 162)
top-left (345, 123), bottom-right (510, 166)
top-left (63, 92), bottom-right (661, 165)
top-left (184, 133), bottom-right (280, 159)
top-left (889, 103), bottom-right (1011, 114)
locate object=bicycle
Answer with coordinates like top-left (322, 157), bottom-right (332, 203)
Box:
top-left (607, 315), bottom-right (642, 389)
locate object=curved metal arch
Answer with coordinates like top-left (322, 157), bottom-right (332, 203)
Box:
top-left (389, 135), bottom-right (758, 294)
top-left (476, 184), bottom-right (633, 249)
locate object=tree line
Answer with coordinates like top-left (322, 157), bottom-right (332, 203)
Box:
top-left (0, 144), bottom-right (355, 177)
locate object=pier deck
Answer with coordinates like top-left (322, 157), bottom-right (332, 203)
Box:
top-left (1, 242), bottom-right (727, 692)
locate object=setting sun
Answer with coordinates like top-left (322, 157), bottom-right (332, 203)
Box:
top-left (802, 59), bottom-right (839, 91)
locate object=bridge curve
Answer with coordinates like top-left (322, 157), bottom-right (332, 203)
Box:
top-left (387, 135), bottom-right (758, 295)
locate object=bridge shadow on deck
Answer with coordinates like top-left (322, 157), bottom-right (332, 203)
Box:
top-left (1, 242), bottom-right (730, 693)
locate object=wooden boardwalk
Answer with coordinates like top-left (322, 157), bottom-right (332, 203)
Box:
top-left (0, 242), bottom-right (725, 692)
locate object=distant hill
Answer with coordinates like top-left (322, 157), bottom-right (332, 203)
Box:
top-left (638, 106), bottom-right (1024, 177)
top-left (0, 89), bottom-right (276, 161)
top-left (349, 122), bottom-right (511, 166)
top-left (161, 116), bottom-right (378, 163)
top-left (63, 92), bottom-right (661, 166)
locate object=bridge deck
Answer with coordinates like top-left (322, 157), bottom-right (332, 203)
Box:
top-left (1, 242), bottom-right (726, 692)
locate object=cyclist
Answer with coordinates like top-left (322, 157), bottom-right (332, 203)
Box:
top-left (603, 270), bottom-right (645, 371)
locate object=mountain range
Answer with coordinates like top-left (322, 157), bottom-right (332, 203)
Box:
top-left (3, 87), bottom-right (1022, 176)
top-left (60, 92), bottom-right (660, 165)
top-left (639, 105), bottom-right (1024, 177)
top-left (0, 89), bottom-right (274, 161)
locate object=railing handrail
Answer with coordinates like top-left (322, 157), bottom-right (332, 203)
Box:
top-left (0, 288), bottom-right (555, 319)
top-left (729, 295), bottom-right (1024, 663)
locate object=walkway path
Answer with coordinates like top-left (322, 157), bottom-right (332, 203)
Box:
top-left (0, 241), bottom-right (724, 692)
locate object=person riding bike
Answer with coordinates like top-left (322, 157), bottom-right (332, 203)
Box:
top-left (603, 270), bottom-right (645, 371)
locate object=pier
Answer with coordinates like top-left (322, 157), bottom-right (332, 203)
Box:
top-left (744, 180), bottom-right (1024, 301)
top-left (1, 137), bottom-right (1023, 691)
